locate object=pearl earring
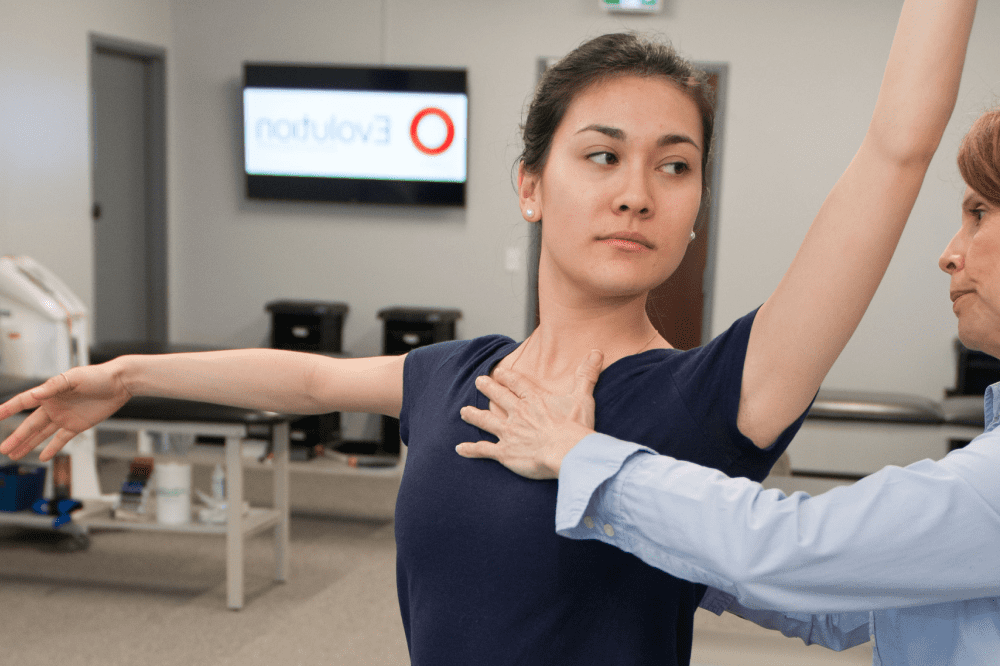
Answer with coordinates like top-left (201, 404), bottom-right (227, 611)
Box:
top-left (526, 209), bottom-right (534, 218)
top-left (690, 231), bottom-right (696, 241)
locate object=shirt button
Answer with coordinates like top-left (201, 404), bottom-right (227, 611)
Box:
top-left (583, 516), bottom-right (595, 529)
top-left (603, 523), bottom-right (615, 537)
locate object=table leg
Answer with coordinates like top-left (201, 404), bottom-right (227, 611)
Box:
top-left (273, 422), bottom-right (290, 582)
top-left (225, 435), bottom-right (244, 610)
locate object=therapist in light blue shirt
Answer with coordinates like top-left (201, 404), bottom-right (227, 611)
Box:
top-left (457, 106), bottom-right (1000, 665)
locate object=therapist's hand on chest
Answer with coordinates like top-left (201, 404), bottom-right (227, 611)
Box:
top-left (456, 350), bottom-right (603, 479)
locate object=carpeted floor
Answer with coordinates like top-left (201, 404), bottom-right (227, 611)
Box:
top-left (0, 514), bottom-right (409, 665)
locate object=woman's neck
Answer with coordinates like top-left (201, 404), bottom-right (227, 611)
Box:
top-left (505, 272), bottom-right (670, 394)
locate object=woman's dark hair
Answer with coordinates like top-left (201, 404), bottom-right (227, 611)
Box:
top-left (520, 32), bottom-right (716, 200)
top-left (958, 107), bottom-right (1000, 206)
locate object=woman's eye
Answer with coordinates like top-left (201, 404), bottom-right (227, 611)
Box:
top-left (587, 151), bottom-right (617, 165)
top-left (662, 162), bottom-right (688, 175)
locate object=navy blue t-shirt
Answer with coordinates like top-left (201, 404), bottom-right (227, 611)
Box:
top-left (396, 309), bottom-right (806, 665)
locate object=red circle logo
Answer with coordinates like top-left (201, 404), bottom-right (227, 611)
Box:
top-left (409, 107), bottom-right (455, 155)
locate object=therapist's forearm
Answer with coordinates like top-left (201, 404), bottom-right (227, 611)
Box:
top-left (558, 436), bottom-right (1000, 613)
top-left (717, 596), bottom-right (870, 652)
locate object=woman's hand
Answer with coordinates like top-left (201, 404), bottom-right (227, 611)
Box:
top-left (0, 363), bottom-right (132, 461)
top-left (456, 350), bottom-right (602, 479)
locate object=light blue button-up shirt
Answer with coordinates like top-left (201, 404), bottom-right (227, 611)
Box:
top-left (555, 383), bottom-right (1000, 665)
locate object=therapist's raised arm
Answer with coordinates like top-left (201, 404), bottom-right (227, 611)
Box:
top-left (737, 0), bottom-right (975, 448)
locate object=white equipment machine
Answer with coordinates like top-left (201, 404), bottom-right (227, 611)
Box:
top-left (0, 255), bottom-right (100, 498)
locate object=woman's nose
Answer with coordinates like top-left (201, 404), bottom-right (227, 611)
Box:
top-left (614, 174), bottom-right (654, 217)
top-left (618, 202), bottom-right (650, 215)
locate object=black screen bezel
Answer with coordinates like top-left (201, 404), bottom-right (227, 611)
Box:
top-left (243, 63), bottom-right (467, 206)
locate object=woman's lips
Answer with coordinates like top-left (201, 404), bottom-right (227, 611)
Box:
top-left (598, 232), bottom-right (654, 251)
top-left (601, 238), bottom-right (650, 252)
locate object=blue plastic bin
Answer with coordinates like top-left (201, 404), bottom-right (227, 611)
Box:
top-left (0, 465), bottom-right (46, 512)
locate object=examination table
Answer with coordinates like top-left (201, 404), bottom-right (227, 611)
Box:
top-left (784, 388), bottom-right (985, 480)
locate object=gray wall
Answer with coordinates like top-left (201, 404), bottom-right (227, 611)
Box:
top-left (0, 0), bottom-right (173, 316)
top-left (4, 0), bottom-right (1000, 403)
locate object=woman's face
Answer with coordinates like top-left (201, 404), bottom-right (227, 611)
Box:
top-left (939, 186), bottom-right (1000, 358)
top-left (520, 75), bottom-right (704, 302)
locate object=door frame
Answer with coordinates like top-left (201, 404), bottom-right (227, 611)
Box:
top-left (89, 33), bottom-right (168, 343)
top-left (694, 61), bottom-right (727, 345)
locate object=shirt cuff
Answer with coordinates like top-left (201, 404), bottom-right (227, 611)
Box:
top-left (699, 587), bottom-right (738, 616)
top-left (555, 433), bottom-right (655, 534)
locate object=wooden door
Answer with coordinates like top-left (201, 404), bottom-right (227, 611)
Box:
top-left (645, 70), bottom-right (720, 350)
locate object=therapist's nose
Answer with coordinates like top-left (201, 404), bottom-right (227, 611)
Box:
top-left (939, 229), bottom-right (966, 274)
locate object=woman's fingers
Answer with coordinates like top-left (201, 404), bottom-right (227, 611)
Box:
top-left (0, 388), bottom-right (43, 421)
top-left (19, 422), bottom-right (60, 457)
top-left (3, 418), bottom-right (59, 460)
top-left (0, 407), bottom-right (52, 458)
top-left (40, 429), bottom-right (77, 462)
top-left (30, 373), bottom-right (72, 401)
top-left (15, 417), bottom-right (58, 457)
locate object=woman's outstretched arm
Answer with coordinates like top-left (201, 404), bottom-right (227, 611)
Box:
top-left (0, 349), bottom-right (405, 461)
top-left (740, 0), bottom-right (977, 448)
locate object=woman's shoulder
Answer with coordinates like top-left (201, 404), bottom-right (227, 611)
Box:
top-left (594, 308), bottom-right (785, 479)
top-left (609, 308), bottom-right (760, 379)
top-left (682, 307), bottom-right (759, 360)
top-left (404, 334), bottom-right (517, 377)
top-left (408, 334), bottom-right (515, 360)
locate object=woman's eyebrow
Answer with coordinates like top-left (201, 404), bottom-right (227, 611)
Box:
top-left (576, 124), bottom-right (700, 151)
top-left (658, 133), bottom-right (700, 151)
top-left (578, 124), bottom-right (624, 140)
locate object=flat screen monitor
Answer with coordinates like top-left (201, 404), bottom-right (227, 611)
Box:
top-left (243, 63), bottom-right (468, 206)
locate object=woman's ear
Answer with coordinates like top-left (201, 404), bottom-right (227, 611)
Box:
top-left (518, 162), bottom-right (540, 222)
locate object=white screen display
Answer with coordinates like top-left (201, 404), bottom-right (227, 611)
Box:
top-left (244, 88), bottom-right (468, 183)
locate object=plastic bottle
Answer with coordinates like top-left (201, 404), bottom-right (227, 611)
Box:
top-left (50, 453), bottom-right (72, 515)
top-left (211, 464), bottom-right (226, 502)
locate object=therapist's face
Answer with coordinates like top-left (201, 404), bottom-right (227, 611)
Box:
top-left (940, 186), bottom-right (1000, 359)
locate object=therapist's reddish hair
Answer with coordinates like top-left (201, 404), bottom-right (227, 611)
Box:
top-left (958, 107), bottom-right (1000, 206)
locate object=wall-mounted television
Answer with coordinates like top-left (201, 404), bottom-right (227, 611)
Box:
top-left (243, 63), bottom-right (467, 206)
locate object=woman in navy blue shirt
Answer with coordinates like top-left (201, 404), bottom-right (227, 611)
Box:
top-left (0, 0), bottom-right (977, 663)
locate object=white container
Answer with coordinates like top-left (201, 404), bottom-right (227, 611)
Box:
top-left (156, 462), bottom-right (192, 525)
top-left (211, 464), bottom-right (226, 501)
